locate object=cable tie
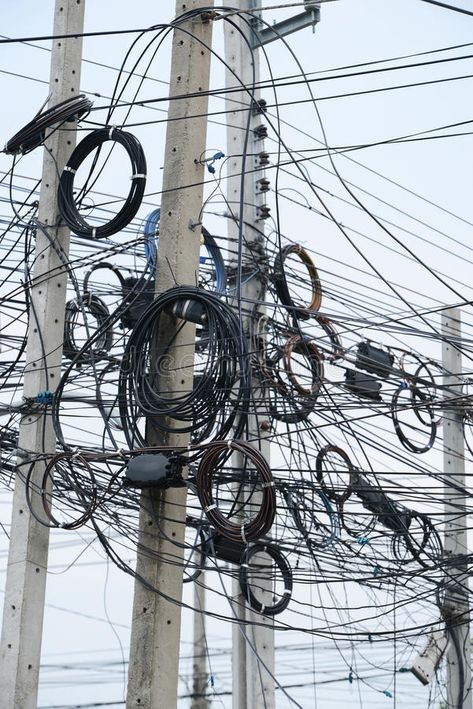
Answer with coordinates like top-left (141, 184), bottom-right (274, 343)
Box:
top-left (131, 173), bottom-right (146, 180)
top-left (241, 524), bottom-right (247, 544)
top-left (260, 604), bottom-right (265, 613)
top-left (205, 504), bottom-right (217, 512)
top-left (261, 481), bottom-right (275, 488)
top-left (241, 563), bottom-right (249, 568)
top-left (108, 125), bottom-right (116, 140)
top-left (92, 228), bottom-right (97, 239)
top-left (71, 447), bottom-right (80, 461)
top-left (227, 440), bottom-right (232, 449)
top-left (118, 448), bottom-right (127, 460)
top-left (63, 166), bottom-right (76, 174)
top-left (283, 589), bottom-right (292, 596)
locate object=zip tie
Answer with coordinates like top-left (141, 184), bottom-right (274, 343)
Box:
top-left (260, 604), bottom-right (265, 613)
top-left (283, 589), bottom-right (292, 596)
top-left (63, 165), bottom-right (76, 174)
top-left (108, 125), bottom-right (116, 140)
top-left (92, 228), bottom-right (97, 239)
top-left (131, 173), bottom-right (146, 180)
top-left (205, 503), bottom-right (217, 512)
top-left (241, 563), bottom-right (249, 568)
top-left (241, 524), bottom-right (247, 544)
top-left (261, 481), bottom-right (275, 488)
top-left (71, 448), bottom-right (80, 461)
top-left (118, 448), bottom-right (127, 460)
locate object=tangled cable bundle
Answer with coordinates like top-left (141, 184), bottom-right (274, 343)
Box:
top-left (4, 94), bottom-right (93, 155)
top-left (391, 384), bottom-right (437, 454)
top-left (196, 439), bottom-right (276, 543)
top-left (118, 285), bottom-right (249, 447)
top-left (58, 126), bottom-right (147, 239)
top-left (25, 452), bottom-right (98, 530)
top-left (63, 293), bottom-right (114, 363)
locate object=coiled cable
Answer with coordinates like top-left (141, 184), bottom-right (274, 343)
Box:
top-left (196, 439), bottom-right (276, 543)
top-left (58, 126), bottom-right (146, 239)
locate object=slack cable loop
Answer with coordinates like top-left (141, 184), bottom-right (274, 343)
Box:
top-left (58, 126), bottom-right (147, 239)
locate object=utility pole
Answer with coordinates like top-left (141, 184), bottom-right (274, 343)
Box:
top-left (224, 4), bottom-right (275, 709)
top-left (191, 573), bottom-right (210, 709)
top-left (224, 4), bottom-right (322, 706)
top-left (0, 2), bottom-right (85, 707)
top-left (442, 308), bottom-right (472, 709)
top-left (126, 3), bottom-right (214, 708)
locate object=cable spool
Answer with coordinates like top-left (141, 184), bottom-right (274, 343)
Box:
top-left (391, 384), bottom-right (437, 454)
top-left (239, 542), bottom-right (293, 616)
top-left (63, 293), bottom-right (114, 363)
top-left (143, 208), bottom-right (226, 293)
top-left (315, 444), bottom-right (354, 504)
top-left (4, 94), bottom-right (92, 155)
top-left (58, 127), bottom-right (147, 239)
top-left (273, 243), bottom-right (322, 320)
top-left (195, 440), bottom-right (276, 543)
top-left (118, 285), bottom-right (249, 446)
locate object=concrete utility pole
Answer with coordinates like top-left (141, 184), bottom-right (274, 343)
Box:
top-left (224, 4), bottom-right (275, 709)
top-left (191, 573), bottom-right (210, 709)
top-left (126, 3), bottom-right (214, 708)
top-left (441, 308), bottom-right (472, 709)
top-left (0, 2), bottom-right (85, 707)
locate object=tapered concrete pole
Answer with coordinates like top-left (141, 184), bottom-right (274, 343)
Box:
top-left (0, 2), bottom-right (85, 707)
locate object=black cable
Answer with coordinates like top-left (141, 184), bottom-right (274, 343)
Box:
top-left (58, 127), bottom-right (147, 239)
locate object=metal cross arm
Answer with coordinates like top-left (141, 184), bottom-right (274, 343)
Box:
top-left (251, 1), bottom-right (320, 47)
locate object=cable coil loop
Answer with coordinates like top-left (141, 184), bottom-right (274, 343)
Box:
top-left (58, 127), bottom-right (147, 239)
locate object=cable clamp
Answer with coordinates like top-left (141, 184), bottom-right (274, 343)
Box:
top-left (131, 173), bottom-right (147, 180)
top-left (63, 166), bottom-right (76, 175)
top-left (205, 503), bottom-right (217, 512)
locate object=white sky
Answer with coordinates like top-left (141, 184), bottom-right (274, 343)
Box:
top-left (1, 1), bottom-right (473, 707)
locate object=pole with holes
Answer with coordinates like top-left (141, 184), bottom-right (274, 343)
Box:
top-left (126, 4), bottom-right (214, 708)
top-left (0, 2), bottom-right (85, 707)
top-left (441, 308), bottom-right (472, 709)
top-left (224, 3), bottom-right (275, 708)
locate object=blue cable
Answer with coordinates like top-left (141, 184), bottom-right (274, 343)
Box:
top-left (142, 208), bottom-right (226, 293)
